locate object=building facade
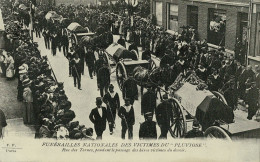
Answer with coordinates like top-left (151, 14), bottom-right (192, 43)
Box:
top-left (151, 0), bottom-right (260, 67)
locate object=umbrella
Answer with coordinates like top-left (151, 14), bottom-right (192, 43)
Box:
top-left (45, 11), bottom-right (61, 20)
top-left (19, 4), bottom-right (27, 10)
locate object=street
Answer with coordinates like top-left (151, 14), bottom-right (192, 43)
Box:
top-left (34, 33), bottom-right (163, 140)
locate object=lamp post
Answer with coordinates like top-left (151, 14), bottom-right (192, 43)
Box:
top-left (247, 0), bottom-right (253, 65)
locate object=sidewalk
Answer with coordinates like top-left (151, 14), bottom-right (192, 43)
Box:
top-left (0, 72), bottom-right (35, 139)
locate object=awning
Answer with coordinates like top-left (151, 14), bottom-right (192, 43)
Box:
top-left (0, 9), bottom-right (5, 31)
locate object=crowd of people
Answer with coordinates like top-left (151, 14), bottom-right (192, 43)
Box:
top-left (0, 0), bottom-right (95, 140)
top-left (1, 0), bottom-right (259, 140)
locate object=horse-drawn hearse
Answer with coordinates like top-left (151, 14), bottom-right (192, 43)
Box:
top-left (103, 43), bottom-right (157, 90)
top-left (166, 72), bottom-right (260, 140)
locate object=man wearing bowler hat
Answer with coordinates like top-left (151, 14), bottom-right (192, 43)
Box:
top-left (103, 84), bottom-right (120, 135)
top-left (89, 97), bottom-right (107, 139)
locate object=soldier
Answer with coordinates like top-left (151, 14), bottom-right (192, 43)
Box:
top-left (118, 98), bottom-right (135, 140)
top-left (89, 97), bottom-right (107, 139)
top-left (103, 84), bottom-right (120, 135)
top-left (155, 94), bottom-right (173, 139)
top-left (71, 54), bottom-right (82, 90)
top-left (139, 112), bottom-right (157, 140)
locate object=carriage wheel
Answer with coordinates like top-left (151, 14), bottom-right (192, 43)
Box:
top-left (204, 126), bottom-right (231, 141)
top-left (169, 98), bottom-right (187, 138)
top-left (71, 33), bottom-right (78, 45)
top-left (116, 61), bottom-right (127, 90)
top-left (212, 91), bottom-right (228, 105)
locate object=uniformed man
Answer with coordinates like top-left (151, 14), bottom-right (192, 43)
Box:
top-left (89, 97), bottom-right (107, 139)
top-left (139, 112), bottom-right (157, 140)
top-left (118, 98), bottom-right (135, 140)
top-left (155, 94), bottom-right (173, 139)
top-left (103, 84), bottom-right (120, 135)
top-left (185, 119), bottom-right (204, 138)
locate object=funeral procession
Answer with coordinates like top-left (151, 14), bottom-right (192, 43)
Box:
top-left (1, 0), bottom-right (260, 141)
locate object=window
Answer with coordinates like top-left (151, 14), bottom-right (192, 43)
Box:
top-left (167, 4), bottom-right (178, 31)
top-left (155, 2), bottom-right (163, 25)
top-left (187, 6), bottom-right (198, 30)
top-left (208, 9), bottom-right (226, 46)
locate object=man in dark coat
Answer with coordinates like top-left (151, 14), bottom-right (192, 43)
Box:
top-left (50, 33), bottom-right (58, 56)
top-left (139, 112), bottom-right (157, 140)
top-left (103, 84), bottom-right (120, 134)
top-left (75, 45), bottom-right (85, 75)
top-left (141, 47), bottom-right (151, 61)
top-left (61, 34), bottom-right (69, 56)
top-left (71, 54), bottom-right (82, 90)
top-left (42, 29), bottom-right (50, 49)
top-left (128, 42), bottom-right (138, 53)
top-left (118, 98), bottom-right (135, 140)
top-left (89, 97), bottom-right (107, 139)
top-left (117, 35), bottom-right (126, 48)
top-left (141, 88), bottom-right (157, 116)
top-left (122, 77), bottom-right (138, 105)
top-left (246, 82), bottom-right (259, 120)
top-left (97, 64), bottom-right (110, 97)
top-left (254, 65), bottom-right (260, 89)
top-left (185, 119), bottom-right (204, 138)
top-left (238, 65), bottom-right (255, 100)
top-left (155, 94), bottom-right (173, 139)
top-left (85, 48), bottom-right (96, 79)
top-left (0, 108), bottom-right (7, 138)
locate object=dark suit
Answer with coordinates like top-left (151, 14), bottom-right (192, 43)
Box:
top-left (89, 107), bottom-right (107, 139)
top-left (97, 66), bottom-right (110, 97)
top-left (155, 100), bottom-right (173, 139)
top-left (139, 120), bottom-right (157, 140)
top-left (122, 78), bottom-right (138, 105)
top-left (141, 90), bottom-right (157, 116)
top-left (255, 73), bottom-right (260, 89)
top-left (247, 86), bottom-right (259, 119)
top-left (85, 51), bottom-right (96, 78)
top-left (118, 105), bottom-right (135, 139)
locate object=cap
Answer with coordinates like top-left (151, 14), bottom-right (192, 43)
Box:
top-left (192, 119), bottom-right (200, 129)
